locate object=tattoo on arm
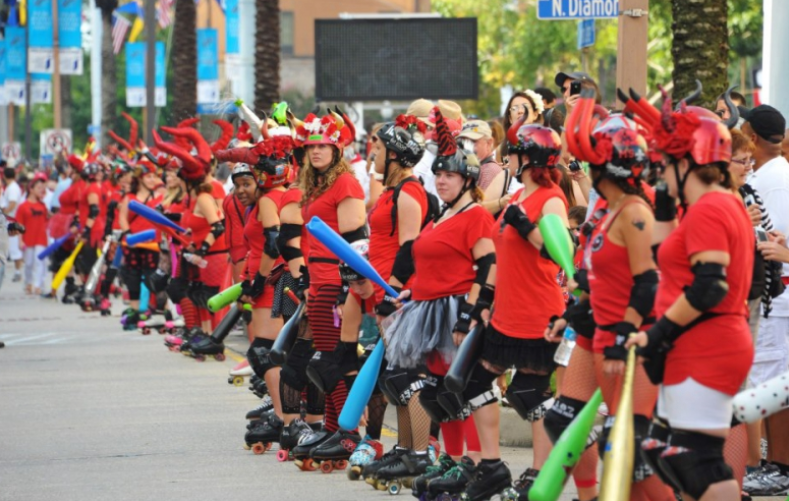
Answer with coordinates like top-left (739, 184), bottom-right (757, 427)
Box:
top-left (632, 219), bottom-right (645, 231)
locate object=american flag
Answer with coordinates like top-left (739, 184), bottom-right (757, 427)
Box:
top-left (158, 0), bottom-right (173, 28)
top-left (112, 14), bottom-right (131, 54)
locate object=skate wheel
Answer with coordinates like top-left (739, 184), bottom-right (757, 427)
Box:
top-left (214, 353), bottom-right (226, 361)
top-left (347, 466), bottom-right (361, 481)
top-left (276, 449), bottom-right (289, 462)
top-left (301, 458), bottom-right (316, 471)
top-left (388, 481), bottom-right (402, 495)
top-left (143, 329), bottom-right (151, 335)
top-left (232, 376), bottom-right (244, 387)
top-left (194, 355), bottom-right (206, 362)
top-left (251, 443), bottom-right (266, 455)
top-left (320, 461), bottom-right (334, 474)
top-left (265, 442), bottom-right (273, 451)
top-left (243, 443), bottom-right (251, 451)
top-left (335, 459), bottom-right (348, 470)
top-left (376, 481), bottom-right (388, 491)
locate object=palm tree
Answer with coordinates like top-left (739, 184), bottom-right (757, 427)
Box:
top-left (254, 0), bottom-right (280, 114)
top-left (95, 0), bottom-right (118, 146)
top-left (671, 0), bottom-right (728, 108)
top-left (171, 0), bottom-right (197, 121)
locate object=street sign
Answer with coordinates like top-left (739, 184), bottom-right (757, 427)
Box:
top-left (577, 19), bottom-right (595, 49)
top-left (538, 0), bottom-right (619, 20)
top-left (39, 129), bottom-right (72, 158)
top-left (2, 142), bottom-right (22, 166)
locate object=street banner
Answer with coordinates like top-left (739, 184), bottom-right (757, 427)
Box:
top-left (125, 41), bottom-right (166, 107)
top-left (28, 0), bottom-right (55, 73)
top-left (5, 26), bottom-right (26, 105)
top-left (0, 40), bottom-right (7, 106)
top-left (225, 0), bottom-right (240, 81)
top-left (197, 28), bottom-right (219, 104)
top-left (31, 73), bottom-right (52, 104)
top-left (58, 0), bottom-right (84, 75)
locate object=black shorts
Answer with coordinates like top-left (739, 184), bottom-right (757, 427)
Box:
top-left (481, 323), bottom-right (557, 374)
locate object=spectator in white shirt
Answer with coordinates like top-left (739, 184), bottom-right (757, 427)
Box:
top-left (0, 165), bottom-right (24, 281)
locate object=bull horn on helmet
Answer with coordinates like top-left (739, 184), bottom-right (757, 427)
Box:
top-left (676, 79), bottom-right (703, 110)
top-left (722, 85), bottom-right (741, 130)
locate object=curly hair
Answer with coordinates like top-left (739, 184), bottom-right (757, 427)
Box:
top-left (529, 166), bottom-right (562, 189)
top-left (298, 148), bottom-right (354, 204)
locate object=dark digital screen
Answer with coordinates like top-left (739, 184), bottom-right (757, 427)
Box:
top-left (315, 18), bottom-right (478, 101)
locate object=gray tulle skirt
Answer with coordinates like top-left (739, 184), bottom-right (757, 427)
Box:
top-left (383, 295), bottom-right (463, 369)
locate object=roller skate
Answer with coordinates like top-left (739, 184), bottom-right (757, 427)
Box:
top-left (498, 467), bottom-right (538, 501)
top-left (164, 327), bottom-right (202, 351)
top-left (61, 278), bottom-right (79, 304)
top-left (278, 419), bottom-right (319, 463)
top-left (427, 456), bottom-right (476, 501)
top-left (245, 394), bottom-right (274, 421)
top-left (184, 335), bottom-right (226, 362)
top-left (137, 315), bottom-right (166, 335)
top-left (121, 309), bottom-right (141, 331)
top-left (364, 446), bottom-right (410, 486)
top-left (374, 449), bottom-right (434, 495)
top-left (99, 297), bottom-right (112, 316)
top-left (457, 461), bottom-right (513, 501)
top-left (310, 429), bottom-right (361, 474)
top-left (249, 375), bottom-right (269, 398)
top-left (292, 427), bottom-right (332, 472)
top-left (244, 412), bottom-right (283, 454)
top-left (81, 294), bottom-right (99, 312)
top-left (228, 360), bottom-right (253, 386)
top-left (412, 453), bottom-right (456, 499)
top-left (347, 436), bottom-right (384, 480)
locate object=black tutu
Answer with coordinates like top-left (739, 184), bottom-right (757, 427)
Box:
top-left (481, 323), bottom-right (557, 373)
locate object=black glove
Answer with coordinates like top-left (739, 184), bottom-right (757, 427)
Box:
top-left (245, 273), bottom-right (267, 299)
top-left (453, 301), bottom-right (474, 334)
top-left (82, 226), bottom-right (92, 241)
top-left (562, 299), bottom-right (596, 338)
top-left (70, 215), bottom-right (80, 229)
top-left (240, 279), bottom-right (252, 298)
top-left (294, 265), bottom-right (310, 299)
top-left (603, 321), bottom-right (637, 362)
top-left (336, 282), bottom-right (350, 307)
top-left (654, 182), bottom-right (677, 222)
top-left (197, 241), bottom-right (211, 257)
top-left (502, 204), bottom-right (536, 241)
top-left (470, 285), bottom-right (495, 322)
top-left (574, 269), bottom-right (590, 293)
top-left (637, 316), bottom-right (682, 385)
top-left (375, 285), bottom-right (402, 318)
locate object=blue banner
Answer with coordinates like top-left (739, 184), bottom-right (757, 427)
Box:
top-left (126, 42), bottom-right (146, 88)
top-left (225, 0), bottom-right (239, 55)
top-left (28, 0), bottom-right (54, 73)
top-left (0, 40), bottom-right (5, 86)
top-left (58, 0), bottom-right (82, 48)
top-left (155, 41), bottom-right (165, 88)
top-left (197, 28), bottom-right (218, 81)
top-left (6, 27), bottom-right (26, 81)
top-left (125, 41), bottom-right (166, 107)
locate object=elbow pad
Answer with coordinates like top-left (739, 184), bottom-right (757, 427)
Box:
top-left (685, 262), bottom-right (729, 312)
top-left (391, 240), bottom-right (415, 285)
top-left (277, 223), bottom-right (303, 262)
top-left (341, 225), bottom-right (369, 244)
top-left (210, 221), bottom-right (225, 239)
top-left (88, 204), bottom-right (100, 219)
top-left (474, 253), bottom-right (496, 287)
top-left (629, 270), bottom-right (658, 318)
top-left (263, 226), bottom-right (281, 259)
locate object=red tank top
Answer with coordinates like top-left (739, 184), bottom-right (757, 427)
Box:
top-left (368, 179), bottom-right (427, 302)
top-left (491, 184), bottom-right (568, 339)
top-left (245, 190), bottom-right (286, 278)
top-left (183, 195), bottom-right (227, 252)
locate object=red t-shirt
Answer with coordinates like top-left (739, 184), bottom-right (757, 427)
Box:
top-left (411, 204), bottom-right (493, 301)
top-left (16, 200), bottom-right (48, 247)
top-left (301, 173), bottom-right (364, 286)
top-left (656, 191), bottom-right (754, 395)
top-left (223, 194), bottom-right (249, 262)
top-left (59, 180), bottom-right (83, 215)
top-left (244, 191), bottom-right (286, 278)
top-left (367, 179), bottom-right (428, 302)
top-left (79, 181), bottom-right (109, 246)
top-left (492, 184), bottom-right (568, 339)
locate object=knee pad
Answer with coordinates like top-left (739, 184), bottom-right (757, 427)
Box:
top-left (166, 276), bottom-right (189, 304)
top-left (419, 375), bottom-right (455, 423)
top-left (306, 350), bottom-right (342, 394)
top-left (437, 389), bottom-right (474, 421)
top-left (505, 372), bottom-right (554, 422)
top-left (462, 363), bottom-right (500, 404)
top-left (379, 368), bottom-right (424, 406)
top-left (544, 396), bottom-right (589, 445)
top-left (146, 268), bottom-right (170, 294)
top-left (640, 418), bottom-right (674, 488)
top-left (280, 338), bottom-right (313, 391)
top-left (658, 430), bottom-right (733, 499)
top-left (247, 338), bottom-right (276, 378)
top-left (334, 341), bottom-right (360, 375)
top-left (195, 284), bottom-right (219, 310)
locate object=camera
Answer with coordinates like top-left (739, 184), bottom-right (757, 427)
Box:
top-left (7, 222), bottom-right (26, 234)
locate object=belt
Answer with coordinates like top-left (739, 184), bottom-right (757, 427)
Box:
top-left (308, 257), bottom-right (340, 265)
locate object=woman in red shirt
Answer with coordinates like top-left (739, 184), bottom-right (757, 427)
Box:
top-left (459, 121), bottom-right (570, 500)
top-left (154, 126), bottom-right (227, 339)
top-left (287, 111), bottom-right (366, 463)
top-left (561, 105), bottom-right (672, 501)
top-left (118, 160), bottom-right (163, 328)
top-left (626, 95), bottom-right (753, 501)
top-left (338, 116), bottom-right (431, 483)
top-left (381, 109), bottom-right (493, 496)
top-left (50, 157), bottom-right (85, 303)
top-left (74, 161), bottom-right (108, 286)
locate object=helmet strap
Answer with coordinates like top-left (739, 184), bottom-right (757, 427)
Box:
top-left (515, 154), bottom-right (529, 178)
top-left (675, 159), bottom-right (691, 213)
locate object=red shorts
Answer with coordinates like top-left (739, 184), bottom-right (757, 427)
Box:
top-left (228, 246), bottom-right (247, 264)
top-left (251, 283), bottom-right (275, 309)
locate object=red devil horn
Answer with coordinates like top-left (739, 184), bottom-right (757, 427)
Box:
top-left (152, 129), bottom-right (201, 172)
top-left (108, 130), bottom-right (133, 152)
top-left (433, 107), bottom-right (457, 157)
top-left (214, 147), bottom-right (260, 165)
top-left (211, 120), bottom-right (234, 153)
top-left (161, 126), bottom-right (213, 166)
top-left (121, 112), bottom-right (138, 149)
top-left (506, 113), bottom-right (527, 149)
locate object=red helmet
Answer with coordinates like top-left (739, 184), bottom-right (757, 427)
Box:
top-left (687, 117), bottom-right (732, 165)
top-left (589, 115), bottom-right (649, 181)
top-left (294, 108), bottom-right (355, 149)
top-left (507, 122), bottom-right (562, 172)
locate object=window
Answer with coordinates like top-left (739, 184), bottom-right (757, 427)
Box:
top-left (281, 11), bottom-right (294, 56)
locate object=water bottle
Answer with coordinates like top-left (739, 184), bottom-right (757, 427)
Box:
top-left (554, 326), bottom-right (577, 367)
top-left (183, 252), bottom-right (208, 269)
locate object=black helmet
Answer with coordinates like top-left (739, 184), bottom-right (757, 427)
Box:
top-left (431, 150), bottom-right (481, 182)
top-left (376, 120), bottom-right (424, 168)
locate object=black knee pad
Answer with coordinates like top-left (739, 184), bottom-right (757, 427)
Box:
top-left (334, 341), bottom-right (359, 375)
top-left (306, 350), bottom-right (342, 394)
top-left (506, 372), bottom-right (554, 422)
top-left (305, 382), bottom-right (325, 415)
top-left (437, 389), bottom-right (473, 421)
top-left (659, 430), bottom-right (733, 499)
top-left (247, 338), bottom-right (276, 378)
top-left (146, 268), bottom-right (170, 294)
top-left (193, 284), bottom-right (219, 310)
top-left (166, 276), bottom-right (189, 304)
top-left (280, 338), bottom-right (313, 390)
top-left (461, 363), bottom-right (499, 403)
top-left (419, 375), bottom-right (454, 423)
top-left (544, 396), bottom-right (589, 444)
top-left (640, 418), bottom-right (675, 489)
top-left (379, 368), bottom-right (424, 406)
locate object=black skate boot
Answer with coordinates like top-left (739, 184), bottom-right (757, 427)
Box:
top-left (374, 449), bottom-right (434, 495)
top-left (499, 467), bottom-right (539, 501)
top-left (245, 395), bottom-right (274, 421)
top-left (62, 278), bottom-right (79, 304)
top-left (461, 460), bottom-right (513, 501)
top-left (309, 429), bottom-right (362, 474)
top-left (292, 427), bottom-right (332, 471)
top-left (249, 376), bottom-right (269, 399)
top-left (278, 419), bottom-right (319, 462)
top-left (185, 334), bottom-right (226, 362)
top-left (164, 326), bottom-right (202, 350)
top-left (428, 456), bottom-right (476, 501)
top-left (363, 446), bottom-right (410, 486)
top-left (412, 453), bottom-right (456, 500)
top-left (244, 412), bottom-right (283, 455)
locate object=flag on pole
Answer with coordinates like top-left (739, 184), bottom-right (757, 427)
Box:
top-left (158, 0), bottom-right (173, 28)
top-left (112, 14), bottom-right (131, 54)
